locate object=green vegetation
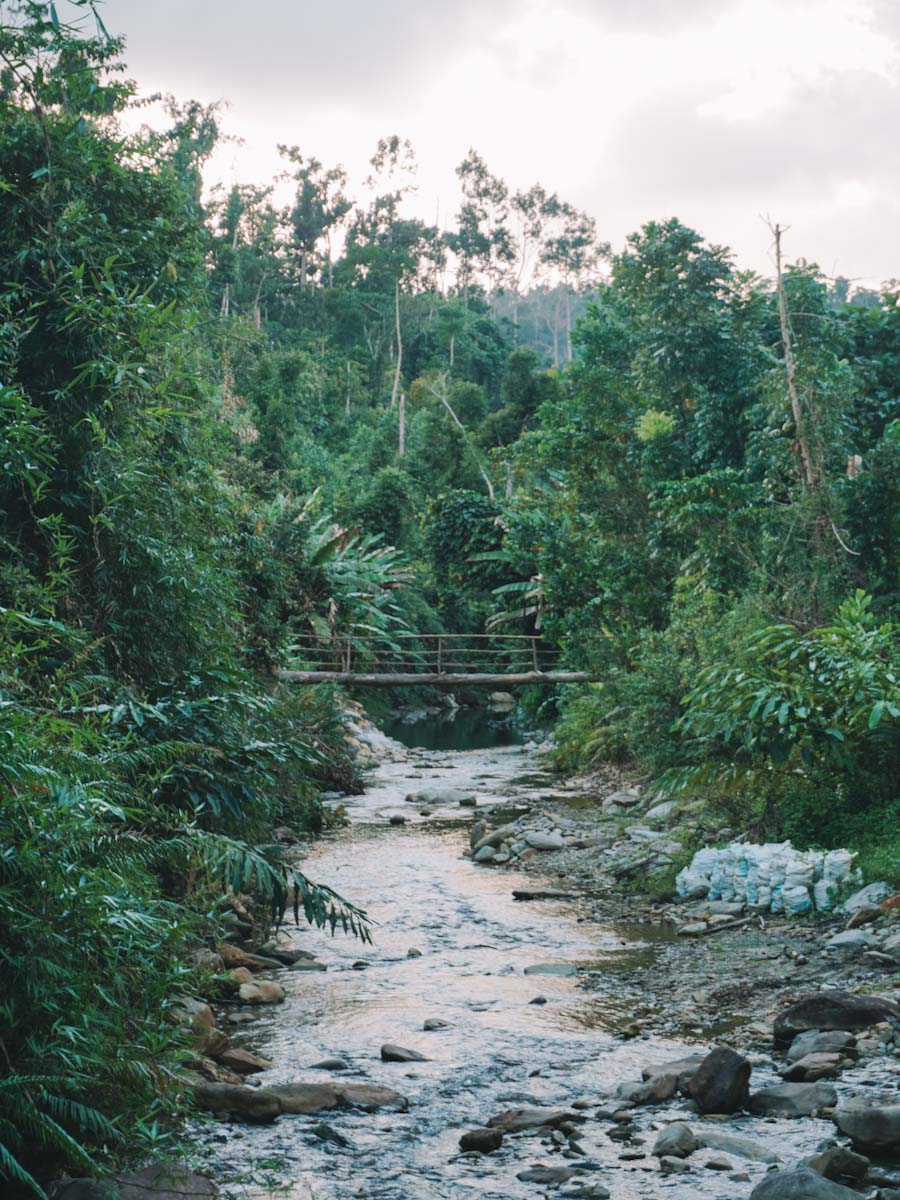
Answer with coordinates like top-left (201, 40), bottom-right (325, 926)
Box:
top-left (0, 2), bottom-right (898, 1194)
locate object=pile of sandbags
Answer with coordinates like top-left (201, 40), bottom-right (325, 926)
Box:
top-left (676, 843), bottom-right (859, 913)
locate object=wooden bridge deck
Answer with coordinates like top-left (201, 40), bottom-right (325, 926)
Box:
top-left (279, 633), bottom-right (589, 688)
top-left (277, 669), bottom-right (589, 688)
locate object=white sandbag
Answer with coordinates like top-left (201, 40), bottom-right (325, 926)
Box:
top-left (783, 884), bottom-right (813, 915)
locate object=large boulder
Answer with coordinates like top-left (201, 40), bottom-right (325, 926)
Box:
top-left (786, 1030), bottom-right (857, 1062)
top-left (773, 991), bottom-right (899, 1043)
top-left (117, 1164), bottom-right (217, 1200)
top-left (748, 1082), bottom-right (837, 1117)
top-left (841, 881), bottom-right (890, 913)
top-left (192, 1082), bottom-right (282, 1123)
top-left (267, 1080), bottom-right (408, 1114)
top-left (803, 1147), bottom-right (870, 1182)
top-left (833, 1098), bottom-right (900, 1152)
top-left (782, 1053), bottom-right (847, 1082)
top-left (687, 1046), bottom-right (751, 1114)
top-left (215, 1048), bottom-right (272, 1075)
top-left (749, 1167), bottom-right (865, 1199)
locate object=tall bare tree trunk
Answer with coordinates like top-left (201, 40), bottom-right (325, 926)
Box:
top-left (772, 223), bottom-right (815, 490)
top-left (398, 390), bottom-right (406, 457)
top-left (564, 287), bottom-right (573, 363)
top-left (449, 333), bottom-right (455, 370)
top-left (390, 280), bottom-right (402, 408)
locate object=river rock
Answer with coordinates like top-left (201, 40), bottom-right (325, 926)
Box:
top-left (218, 944), bottom-right (274, 973)
top-left (653, 1122), bottom-right (698, 1158)
top-left (389, 814), bottom-right (406, 825)
top-left (660, 1156), bottom-right (691, 1174)
top-left (781, 1052), bottom-right (847, 1082)
top-left (487, 1106), bottom-right (580, 1133)
top-left (195, 1025), bottom-right (229, 1058)
top-left (841, 881), bottom-right (890, 913)
top-left (268, 1080), bottom-right (408, 1114)
top-left (748, 1082), bottom-right (837, 1117)
top-left (216, 1048), bottom-right (272, 1075)
top-left (773, 990), bottom-right (900, 1042)
top-left (474, 846), bottom-right (496, 863)
top-left (698, 1129), bottom-right (780, 1163)
top-left (459, 1127), bottom-right (503, 1153)
top-left (516, 1167), bottom-right (580, 1184)
top-left (786, 1030), bottom-right (857, 1062)
top-left (170, 996), bottom-right (215, 1032)
top-left (381, 1043), bottom-right (428, 1062)
top-left (310, 1057), bottom-right (349, 1070)
top-left (825, 929), bottom-right (877, 952)
top-left (337, 1082), bottom-right (409, 1112)
top-left (803, 1146), bottom-right (870, 1181)
top-left (620, 1073), bottom-right (678, 1105)
top-left (469, 820), bottom-right (488, 848)
top-left (833, 1098), bottom-right (900, 1151)
top-left (117, 1162), bottom-right (218, 1200)
top-left (524, 830), bottom-right (564, 851)
top-left (423, 1018), bottom-right (450, 1030)
top-left (749, 1167), bottom-right (864, 1199)
top-left (472, 825), bottom-right (515, 854)
top-left (193, 1082), bottom-right (282, 1122)
top-left (687, 1046), bottom-right (751, 1114)
top-left (238, 980), bottom-right (285, 1005)
top-left (643, 1053), bottom-right (706, 1093)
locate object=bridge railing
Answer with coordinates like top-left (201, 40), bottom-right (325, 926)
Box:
top-left (285, 632), bottom-right (562, 677)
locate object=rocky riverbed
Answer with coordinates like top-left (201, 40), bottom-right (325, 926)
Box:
top-left (189, 734), bottom-right (900, 1200)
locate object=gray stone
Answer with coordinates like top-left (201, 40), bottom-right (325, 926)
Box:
top-left (687, 1046), bottom-right (751, 1114)
top-left (459, 1127), bottom-right (503, 1153)
top-left (642, 1053), bottom-right (706, 1093)
top-left (749, 1167), bottom-right (863, 1199)
top-left (237, 980), bottom-right (285, 1005)
top-left (834, 1098), bottom-right (900, 1151)
top-left (524, 830), bottom-right (564, 851)
top-left (423, 1018), bottom-right (450, 1030)
top-left (841, 881), bottom-right (890, 913)
top-left (781, 1052), bottom-right (846, 1082)
top-left (517, 1167), bottom-right (579, 1184)
top-left (825, 929), bottom-right (877, 952)
top-left (380, 1043), bottom-right (428, 1062)
top-left (474, 846), bottom-right (497, 863)
top-left (786, 1030), bottom-right (857, 1062)
top-left (698, 1130), bottom-right (780, 1163)
top-left (773, 990), bottom-right (899, 1042)
top-left (748, 1082), bottom-right (837, 1117)
top-left (488, 1106), bottom-right (579, 1133)
top-left (193, 1082), bottom-right (282, 1122)
top-left (652, 1122), bottom-right (698, 1158)
top-left (803, 1146), bottom-right (869, 1181)
top-left (472, 825), bottom-right (515, 854)
top-left (309, 1058), bottom-right (349, 1071)
top-left (117, 1164), bottom-right (217, 1200)
top-left (660, 1156), bottom-right (691, 1174)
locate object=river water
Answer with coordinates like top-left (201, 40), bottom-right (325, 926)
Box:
top-left (207, 737), bottom-right (839, 1200)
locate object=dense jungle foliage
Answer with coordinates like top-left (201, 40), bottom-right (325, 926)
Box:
top-left (0, 1), bottom-right (897, 1193)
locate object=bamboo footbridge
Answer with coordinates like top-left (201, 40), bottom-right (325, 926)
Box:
top-left (277, 633), bottom-right (590, 688)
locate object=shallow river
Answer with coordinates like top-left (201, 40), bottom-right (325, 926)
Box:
top-left (206, 739), bottom-right (840, 1200)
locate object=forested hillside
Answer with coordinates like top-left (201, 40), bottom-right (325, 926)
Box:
top-left (0, 3), bottom-right (897, 1195)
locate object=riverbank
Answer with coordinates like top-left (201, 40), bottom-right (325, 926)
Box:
top-left (177, 731), bottom-right (900, 1200)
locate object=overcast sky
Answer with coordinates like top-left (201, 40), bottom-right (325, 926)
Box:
top-left (88, 0), bottom-right (900, 283)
